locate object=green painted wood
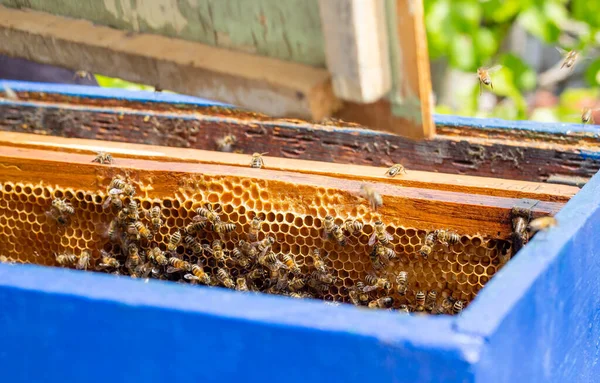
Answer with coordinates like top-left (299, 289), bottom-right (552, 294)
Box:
top-left (0, 0), bottom-right (326, 67)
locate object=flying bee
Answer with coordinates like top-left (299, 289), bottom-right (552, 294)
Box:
top-left (73, 70), bottom-right (93, 80)
top-left (359, 184), bottom-right (383, 211)
top-left (184, 235), bottom-right (203, 255)
top-left (248, 216), bottom-right (263, 242)
top-left (341, 219), bottom-right (363, 235)
top-left (373, 243), bottom-right (397, 262)
top-left (528, 216), bottom-right (558, 235)
top-left (368, 221), bottom-right (393, 246)
top-left (236, 277), bottom-right (249, 291)
top-left (385, 164), bottom-right (407, 177)
top-left (414, 291), bottom-right (426, 312)
top-left (425, 290), bottom-right (438, 312)
top-left (280, 253), bottom-right (301, 275)
top-left (476, 65), bottom-right (502, 95)
top-left (557, 48), bottom-right (579, 70)
top-left (419, 231), bottom-right (436, 259)
top-left (148, 206), bottom-right (163, 230)
top-left (167, 257), bottom-right (192, 273)
top-left (250, 152), bottom-right (268, 168)
top-left (368, 297), bottom-right (394, 309)
top-left (453, 300), bottom-right (464, 315)
top-left (76, 250), bottom-right (91, 271)
top-left (396, 271), bottom-right (408, 295)
top-left (434, 229), bottom-right (460, 247)
top-left (288, 276), bottom-right (306, 292)
top-left (185, 221), bottom-right (207, 235)
top-left (312, 249), bottom-right (328, 274)
top-left (214, 221), bottom-right (236, 236)
top-left (216, 134), bottom-right (237, 152)
top-left (92, 151), bottom-right (113, 165)
top-left (99, 250), bottom-right (120, 269)
top-left (362, 275), bottom-right (392, 293)
top-left (398, 304), bottom-right (410, 314)
top-left (148, 246), bottom-right (168, 266)
top-left (216, 268), bottom-right (235, 289)
top-left (186, 264), bottom-right (210, 285)
top-left (253, 236), bottom-right (275, 256)
top-left (167, 231), bottom-right (182, 252)
top-left (134, 221), bottom-right (152, 240)
top-left (55, 252), bottom-right (77, 267)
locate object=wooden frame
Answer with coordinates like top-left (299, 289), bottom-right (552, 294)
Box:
top-left (0, 1), bottom-right (434, 138)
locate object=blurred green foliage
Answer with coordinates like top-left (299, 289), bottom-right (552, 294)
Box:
top-left (425, 0), bottom-right (600, 121)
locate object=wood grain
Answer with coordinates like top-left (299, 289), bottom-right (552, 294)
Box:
top-left (0, 6), bottom-right (340, 120)
top-left (0, 145), bottom-right (564, 238)
top-left (0, 132), bottom-right (578, 203)
top-left (318, 0), bottom-right (391, 103)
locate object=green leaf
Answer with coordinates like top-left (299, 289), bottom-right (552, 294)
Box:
top-left (451, 2), bottom-right (482, 33)
top-left (500, 53), bottom-right (537, 91)
top-left (572, 0), bottom-right (600, 28)
top-left (517, 6), bottom-right (560, 42)
top-left (481, 0), bottom-right (522, 23)
top-left (449, 34), bottom-right (476, 71)
top-left (473, 28), bottom-right (498, 61)
top-left (584, 58), bottom-right (600, 87)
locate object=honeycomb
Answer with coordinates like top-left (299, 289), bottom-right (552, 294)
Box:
top-left (0, 173), bottom-right (512, 314)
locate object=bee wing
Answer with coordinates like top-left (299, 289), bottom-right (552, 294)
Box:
top-left (361, 285), bottom-right (378, 293)
top-left (487, 65), bottom-right (503, 73)
top-left (556, 47), bottom-right (568, 56)
top-left (385, 231), bottom-right (394, 241)
top-left (368, 232), bottom-right (378, 246)
top-left (184, 273), bottom-right (199, 280)
top-left (108, 188), bottom-right (123, 195)
top-left (192, 216), bottom-right (208, 223)
top-left (167, 266), bottom-right (182, 274)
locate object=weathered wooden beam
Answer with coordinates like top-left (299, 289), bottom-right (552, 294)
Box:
top-left (334, 0), bottom-right (434, 139)
top-left (0, 131), bottom-right (578, 203)
top-left (1, 88), bottom-right (597, 184)
top-left (0, 0), bottom-right (327, 67)
top-left (0, 6), bottom-right (340, 120)
top-left (318, 0), bottom-right (391, 103)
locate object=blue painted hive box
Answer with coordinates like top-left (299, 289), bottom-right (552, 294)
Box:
top-left (0, 81), bottom-right (599, 383)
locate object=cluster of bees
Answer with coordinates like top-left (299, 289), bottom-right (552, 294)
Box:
top-left (477, 48), bottom-right (599, 123)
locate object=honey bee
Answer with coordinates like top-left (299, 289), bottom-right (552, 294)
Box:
top-left (322, 216), bottom-right (347, 246)
top-left (368, 297), bottom-right (393, 309)
top-left (350, 282), bottom-right (370, 305)
top-left (398, 304), bottom-right (410, 314)
top-left (368, 221), bottom-right (393, 246)
top-left (216, 268), bottom-right (235, 289)
top-left (258, 251), bottom-right (283, 270)
top-left (126, 200), bottom-right (140, 221)
top-left (216, 134), bottom-right (237, 152)
top-left (280, 253), bottom-right (301, 275)
top-left (385, 164), bottom-right (407, 177)
top-left (167, 231), bottom-right (182, 252)
top-left (99, 251), bottom-right (120, 269)
top-left (107, 219), bottom-right (119, 242)
top-left (341, 219), bottom-right (363, 235)
top-left (419, 231), bottom-right (436, 259)
top-left (127, 243), bottom-right (141, 267)
top-left (149, 206), bottom-right (163, 230)
top-left (425, 290), bottom-right (438, 312)
top-left (253, 236), bottom-right (275, 256)
top-left (52, 198), bottom-right (75, 216)
top-left (236, 277), bottom-right (249, 291)
top-left (125, 223), bottom-right (139, 240)
top-left (231, 247), bottom-right (250, 268)
top-left (373, 243), bottom-right (397, 262)
top-left (310, 270), bottom-right (335, 285)
top-left (148, 246), bottom-right (168, 266)
top-left (134, 221), bottom-right (152, 240)
top-left (103, 188), bottom-right (123, 210)
top-left (247, 266), bottom-right (268, 281)
top-left (396, 271), bottom-right (408, 295)
top-left (288, 276), bottom-right (306, 292)
top-left (239, 240), bottom-right (259, 259)
top-left (476, 65), bottom-right (502, 95)
top-left (73, 70), bottom-right (93, 80)
top-left (312, 249), bottom-right (328, 274)
top-left (248, 216), bottom-right (263, 242)
top-left (289, 292), bottom-right (304, 299)
top-left (557, 48), bottom-right (579, 70)
top-left (55, 252), bottom-right (77, 267)
top-left (183, 235), bottom-right (203, 255)
top-left (167, 257), bottom-right (192, 273)
top-left (433, 297), bottom-right (455, 315)
top-left (359, 184), bottom-right (383, 210)
top-left (185, 264), bottom-right (211, 285)
top-left (109, 177), bottom-right (135, 197)
top-left (528, 216), bottom-right (558, 235)
top-left (211, 240), bottom-right (226, 262)
top-left (363, 274), bottom-right (392, 293)
top-left (185, 221), bottom-right (207, 235)
top-left (76, 250), bottom-right (91, 271)
top-left (194, 204), bottom-right (221, 226)
top-left (435, 229), bottom-right (460, 247)
top-left (250, 152), bottom-right (268, 168)
top-left (92, 151), bottom-right (114, 165)
top-left (414, 290), bottom-right (426, 312)
top-left (214, 221), bottom-right (237, 236)
top-left (453, 300), bottom-right (464, 315)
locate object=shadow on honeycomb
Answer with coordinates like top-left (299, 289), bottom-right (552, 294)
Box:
top-left (0, 175), bottom-right (512, 315)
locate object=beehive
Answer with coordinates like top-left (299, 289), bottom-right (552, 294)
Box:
top-left (0, 138), bottom-right (570, 314)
